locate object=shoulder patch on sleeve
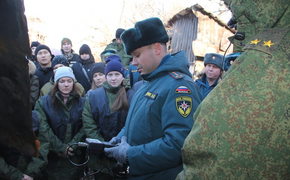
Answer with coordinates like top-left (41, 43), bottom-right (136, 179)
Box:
top-left (176, 96), bottom-right (192, 118)
top-left (243, 28), bottom-right (289, 55)
top-left (168, 71), bottom-right (184, 79)
top-left (175, 86), bottom-right (191, 94)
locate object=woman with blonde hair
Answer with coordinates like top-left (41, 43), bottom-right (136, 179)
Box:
top-left (82, 55), bottom-right (129, 179)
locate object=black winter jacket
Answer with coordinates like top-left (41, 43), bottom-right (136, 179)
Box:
top-left (71, 56), bottom-right (95, 93)
top-left (34, 67), bottom-right (54, 90)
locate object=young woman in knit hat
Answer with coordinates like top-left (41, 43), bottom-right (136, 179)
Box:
top-left (85, 62), bottom-right (106, 98)
top-left (82, 55), bottom-right (129, 179)
top-left (34, 66), bottom-right (86, 180)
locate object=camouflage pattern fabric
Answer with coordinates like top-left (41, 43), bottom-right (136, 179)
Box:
top-left (105, 39), bottom-right (132, 69)
top-left (177, 0), bottom-right (290, 179)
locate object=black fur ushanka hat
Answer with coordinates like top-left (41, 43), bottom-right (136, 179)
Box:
top-left (120, 17), bottom-right (169, 55)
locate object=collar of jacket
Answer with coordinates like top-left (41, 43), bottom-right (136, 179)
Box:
top-left (141, 51), bottom-right (191, 81)
top-left (56, 91), bottom-right (79, 108)
top-left (39, 66), bottom-right (53, 73)
top-left (102, 81), bottom-right (123, 94)
top-left (79, 56), bottom-right (95, 65)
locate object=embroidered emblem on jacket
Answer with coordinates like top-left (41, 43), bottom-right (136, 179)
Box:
top-left (176, 96), bottom-right (192, 118)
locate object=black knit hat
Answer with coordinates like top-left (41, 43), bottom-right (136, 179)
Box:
top-left (105, 56), bottom-right (124, 77)
top-left (121, 17), bottom-right (169, 54)
top-left (51, 55), bottom-right (69, 68)
top-left (31, 41), bottom-right (40, 48)
top-left (115, 28), bottom-right (125, 38)
top-left (91, 63), bottom-right (105, 78)
top-left (79, 44), bottom-right (91, 55)
top-left (34, 45), bottom-right (52, 56)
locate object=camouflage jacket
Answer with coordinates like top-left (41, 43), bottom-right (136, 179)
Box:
top-left (177, 0), bottom-right (290, 179)
top-left (105, 39), bottom-right (132, 69)
top-left (34, 93), bottom-right (86, 180)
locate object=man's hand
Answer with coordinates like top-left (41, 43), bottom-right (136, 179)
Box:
top-left (62, 146), bottom-right (74, 158)
top-left (22, 174), bottom-right (33, 180)
top-left (109, 137), bottom-right (121, 145)
top-left (104, 136), bottom-right (130, 164)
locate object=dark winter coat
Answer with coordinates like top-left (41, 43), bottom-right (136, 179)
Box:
top-left (72, 56), bottom-right (95, 93)
top-left (61, 49), bottom-right (80, 67)
top-left (34, 67), bottom-right (54, 90)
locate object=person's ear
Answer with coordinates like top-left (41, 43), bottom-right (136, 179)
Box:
top-left (153, 43), bottom-right (162, 55)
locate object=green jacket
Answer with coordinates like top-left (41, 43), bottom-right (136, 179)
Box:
top-left (177, 0), bottom-right (290, 179)
top-left (82, 81), bottom-right (124, 172)
top-left (34, 93), bottom-right (86, 180)
top-left (105, 39), bottom-right (132, 69)
top-left (83, 81), bottom-right (120, 140)
top-left (30, 74), bottom-right (39, 109)
top-left (0, 149), bottom-right (47, 180)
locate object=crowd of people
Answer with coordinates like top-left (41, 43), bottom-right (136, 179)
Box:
top-left (1, 0), bottom-right (290, 179)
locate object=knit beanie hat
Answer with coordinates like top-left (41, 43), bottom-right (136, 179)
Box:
top-left (121, 17), bottom-right (169, 54)
top-left (51, 55), bottom-right (69, 68)
top-left (34, 45), bottom-right (52, 56)
top-left (204, 53), bottom-right (224, 69)
top-left (79, 44), bottom-right (91, 55)
top-left (115, 28), bottom-right (125, 38)
top-left (61, 38), bottom-right (72, 46)
top-left (91, 63), bottom-right (105, 78)
top-left (54, 66), bottom-right (75, 83)
top-left (105, 57), bottom-right (124, 77)
top-left (31, 41), bottom-right (40, 48)
top-left (105, 54), bottom-right (121, 64)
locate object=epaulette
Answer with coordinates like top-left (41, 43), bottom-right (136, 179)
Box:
top-left (243, 28), bottom-right (289, 55)
top-left (168, 71), bottom-right (184, 80)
